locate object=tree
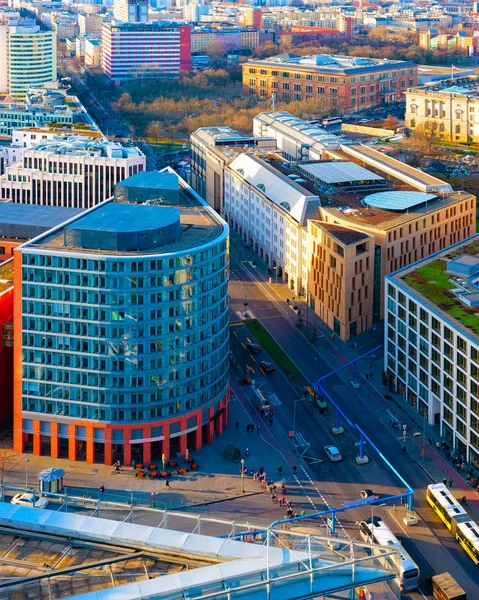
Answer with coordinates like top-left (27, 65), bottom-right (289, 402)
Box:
top-left (408, 120), bottom-right (440, 153)
top-left (0, 444), bottom-right (15, 490)
top-left (383, 114), bottom-right (400, 131)
top-left (253, 41), bottom-right (279, 59)
top-left (146, 121), bottom-right (163, 145)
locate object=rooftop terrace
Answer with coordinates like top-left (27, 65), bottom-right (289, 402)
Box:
top-left (397, 236), bottom-right (479, 337)
top-left (0, 259), bottom-right (14, 293)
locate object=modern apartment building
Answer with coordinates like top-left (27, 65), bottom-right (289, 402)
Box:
top-left (101, 22), bottom-right (191, 82)
top-left (405, 77), bottom-right (479, 143)
top-left (190, 126), bottom-right (278, 212)
top-left (253, 111), bottom-right (341, 161)
top-left (113, 0), bottom-right (149, 23)
top-left (12, 170), bottom-right (230, 465)
top-left (385, 235), bottom-right (479, 470)
top-left (0, 22), bottom-right (57, 99)
top-left (0, 136), bottom-right (145, 208)
top-left (243, 54), bottom-right (418, 110)
top-left (224, 152), bottom-right (320, 294)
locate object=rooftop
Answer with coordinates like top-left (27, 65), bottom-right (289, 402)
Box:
top-left (0, 203), bottom-right (83, 240)
top-left (394, 235), bottom-right (479, 337)
top-left (27, 169), bottom-right (227, 256)
top-left (314, 221), bottom-right (371, 245)
top-left (26, 136), bottom-right (143, 159)
top-left (407, 76), bottom-right (479, 97)
top-left (247, 53), bottom-right (416, 73)
top-left (298, 161), bottom-right (384, 186)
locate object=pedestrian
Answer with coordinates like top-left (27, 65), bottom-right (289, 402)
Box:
top-left (461, 496), bottom-right (468, 507)
top-left (250, 422), bottom-right (255, 432)
top-left (438, 441), bottom-right (442, 450)
top-left (443, 477), bottom-right (448, 486)
top-left (300, 510), bottom-right (305, 517)
top-left (253, 472), bottom-right (258, 482)
top-left (259, 465), bottom-right (264, 475)
top-left (401, 445), bottom-right (407, 455)
top-left (293, 465), bottom-right (297, 473)
top-left (428, 437), bottom-right (433, 446)
top-left (246, 424), bottom-right (250, 434)
top-left (131, 458), bottom-right (136, 469)
top-left (461, 462), bottom-right (466, 472)
top-left (235, 420), bottom-right (239, 430)
top-left (165, 479), bottom-right (170, 489)
top-left (278, 466), bottom-right (283, 475)
top-left (256, 425), bottom-right (260, 435)
top-left (260, 409), bottom-right (265, 418)
top-left (100, 485), bottom-right (105, 494)
top-left (446, 450), bottom-right (451, 460)
top-left (448, 478), bottom-right (453, 488)
top-left (245, 448), bottom-right (250, 457)
top-left (467, 474), bottom-right (471, 485)
top-left (269, 418), bottom-right (273, 427)
top-left (468, 467), bottom-right (473, 476)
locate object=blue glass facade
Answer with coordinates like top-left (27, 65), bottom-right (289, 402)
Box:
top-left (14, 174), bottom-right (230, 464)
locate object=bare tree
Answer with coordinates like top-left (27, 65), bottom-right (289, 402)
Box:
top-left (411, 120), bottom-right (440, 153)
top-left (146, 121), bottom-right (163, 145)
top-left (383, 114), bottom-right (400, 131)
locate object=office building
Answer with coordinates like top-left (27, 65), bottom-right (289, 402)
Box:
top-left (85, 37), bottom-right (101, 67)
top-left (243, 54), bottom-right (418, 110)
top-left (224, 152), bottom-right (320, 294)
top-left (405, 77), bottom-right (479, 144)
top-left (221, 139), bottom-right (475, 339)
top-left (78, 12), bottom-right (104, 36)
top-left (101, 22), bottom-right (191, 82)
top-left (190, 126), bottom-right (277, 212)
top-left (11, 169), bottom-right (230, 465)
top-left (253, 111), bottom-right (342, 161)
top-left (0, 84), bottom-right (97, 138)
top-left (113, 0), bottom-right (149, 23)
top-left (0, 22), bottom-right (57, 99)
top-left (385, 235), bottom-right (479, 470)
top-left (0, 136), bottom-right (145, 208)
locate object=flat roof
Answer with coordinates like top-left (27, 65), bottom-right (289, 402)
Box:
top-left (300, 161), bottom-right (384, 185)
top-left (363, 191), bottom-right (437, 211)
top-left (0, 203), bottom-right (82, 228)
top-left (315, 222), bottom-right (371, 245)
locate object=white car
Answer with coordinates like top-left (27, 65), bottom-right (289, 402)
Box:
top-left (11, 493), bottom-right (49, 509)
top-left (324, 445), bottom-right (343, 462)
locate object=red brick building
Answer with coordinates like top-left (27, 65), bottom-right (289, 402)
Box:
top-left (243, 54), bottom-right (418, 111)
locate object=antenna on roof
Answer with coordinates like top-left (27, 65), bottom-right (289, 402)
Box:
top-left (271, 92), bottom-right (277, 113)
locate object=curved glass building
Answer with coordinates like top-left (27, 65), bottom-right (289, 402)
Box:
top-left (14, 171), bottom-right (230, 465)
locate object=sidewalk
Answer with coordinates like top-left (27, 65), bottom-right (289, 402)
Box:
top-left (232, 234), bottom-right (479, 512)
top-left (2, 387), bottom-right (293, 512)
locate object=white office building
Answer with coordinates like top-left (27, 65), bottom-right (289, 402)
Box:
top-left (0, 136), bottom-right (146, 208)
top-left (385, 234), bottom-right (479, 469)
top-left (224, 152), bottom-right (319, 293)
top-left (253, 112), bottom-right (342, 162)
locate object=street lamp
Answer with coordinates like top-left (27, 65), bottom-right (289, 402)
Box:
top-left (240, 458), bottom-right (245, 493)
top-left (370, 503), bottom-right (386, 542)
top-left (292, 394), bottom-right (308, 445)
top-left (25, 458), bottom-right (30, 489)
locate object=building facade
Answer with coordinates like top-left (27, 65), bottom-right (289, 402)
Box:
top-left (190, 126), bottom-right (277, 212)
top-left (243, 54), bottom-right (418, 110)
top-left (385, 235), bottom-right (479, 470)
top-left (308, 221), bottom-right (374, 339)
top-left (13, 170), bottom-right (230, 465)
top-left (405, 77), bottom-right (479, 143)
top-left (113, 0), bottom-right (149, 23)
top-left (101, 22), bottom-right (191, 81)
top-left (0, 23), bottom-right (57, 99)
top-left (0, 136), bottom-right (145, 208)
top-left (224, 152), bottom-right (319, 294)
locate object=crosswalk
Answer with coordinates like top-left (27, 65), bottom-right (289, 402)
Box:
top-left (262, 391), bottom-right (281, 406)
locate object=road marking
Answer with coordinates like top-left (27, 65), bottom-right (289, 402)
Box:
top-left (263, 392), bottom-right (281, 406)
top-left (236, 310), bottom-right (256, 321)
top-left (293, 474), bottom-right (320, 512)
top-left (300, 465), bottom-right (349, 538)
top-left (295, 433), bottom-right (309, 447)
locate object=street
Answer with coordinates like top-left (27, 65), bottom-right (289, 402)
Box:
top-left (227, 229), bottom-right (479, 597)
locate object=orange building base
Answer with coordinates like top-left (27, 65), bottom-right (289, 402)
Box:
top-left (14, 392), bottom-right (230, 466)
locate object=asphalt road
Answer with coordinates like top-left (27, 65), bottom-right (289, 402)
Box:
top-left (228, 232), bottom-right (478, 598)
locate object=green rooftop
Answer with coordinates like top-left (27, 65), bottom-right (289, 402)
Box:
top-left (403, 242), bottom-right (479, 336)
top-left (0, 259), bottom-right (14, 294)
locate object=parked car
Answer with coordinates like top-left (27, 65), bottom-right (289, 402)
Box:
top-left (260, 361), bottom-right (276, 373)
top-left (11, 493), bottom-right (49, 509)
top-left (247, 342), bottom-right (261, 354)
top-left (324, 445), bottom-right (343, 462)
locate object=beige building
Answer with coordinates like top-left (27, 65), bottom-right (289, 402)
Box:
top-left (405, 77), bottom-right (479, 143)
top-left (308, 222), bottom-right (374, 339)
